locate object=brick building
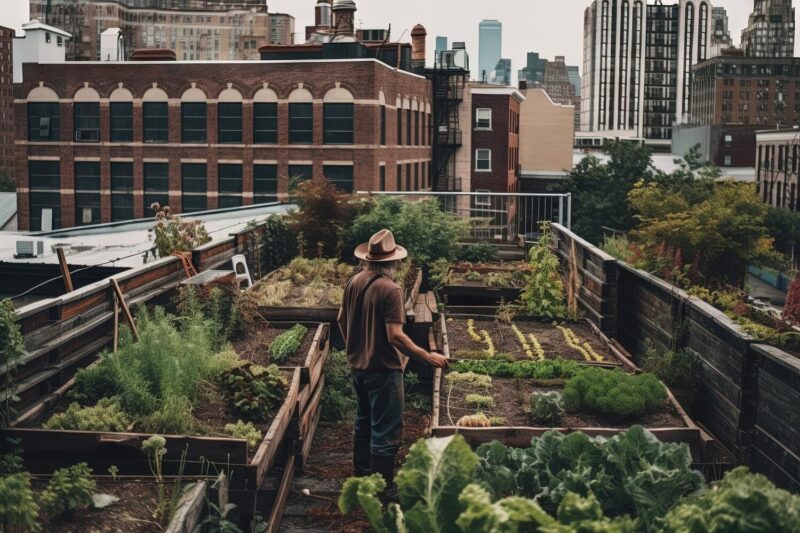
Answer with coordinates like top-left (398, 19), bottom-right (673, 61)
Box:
top-left (29, 0), bottom-right (294, 61)
top-left (14, 58), bottom-right (432, 231)
top-left (0, 26), bottom-right (13, 182)
top-left (756, 128), bottom-right (800, 210)
top-left (470, 84), bottom-right (523, 193)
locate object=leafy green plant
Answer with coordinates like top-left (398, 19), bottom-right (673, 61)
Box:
top-left (43, 398), bottom-right (130, 432)
top-left (464, 271), bottom-right (483, 282)
top-left (457, 243), bottom-right (499, 263)
top-left (640, 348), bottom-right (700, 389)
top-left (221, 364), bottom-right (288, 421)
top-left (150, 203), bottom-right (211, 258)
top-left (451, 358), bottom-right (584, 381)
top-left (527, 391), bottom-right (564, 426)
top-left (321, 350), bottom-right (356, 421)
top-left (261, 214), bottom-right (297, 274)
top-left (224, 420), bottom-right (263, 449)
top-left (663, 466), bottom-right (800, 532)
top-left (0, 438), bottom-right (23, 476)
top-left (0, 472), bottom-right (40, 532)
top-left (175, 279), bottom-right (254, 348)
top-left (562, 367), bottom-right (667, 421)
top-left (269, 324), bottom-right (308, 364)
top-left (428, 259), bottom-right (452, 291)
top-left (107, 465), bottom-right (119, 481)
top-left (465, 394), bottom-right (494, 410)
top-left (520, 224), bottom-right (569, 319)
top-left (0, 299), bottom-right (25, 427)
top-left (41, 463), bottom-right (96, 518)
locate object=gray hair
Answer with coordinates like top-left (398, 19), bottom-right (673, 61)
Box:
top-left (364, 260), bottom-right (400, 280)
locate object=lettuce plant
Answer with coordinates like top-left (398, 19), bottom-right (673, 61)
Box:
top-left (562, 367), bottom-right (667, 421)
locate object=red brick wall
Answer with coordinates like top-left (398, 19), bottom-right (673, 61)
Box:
top-left (470, 93), bottom-right (520, 193)
top-left (0, 26), bottom-right (13, 182)
top-left (15, 59), bottom-right (432, 229)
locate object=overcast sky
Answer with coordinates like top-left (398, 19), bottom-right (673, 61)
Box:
top-left (0, 1), bottom-right (793, 80)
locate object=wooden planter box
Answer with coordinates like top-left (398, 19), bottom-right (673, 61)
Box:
top-left (439, 264), bottom-right (526, 307)
top-left (2, 368), bottom-right (302, 491)
top-left (430, 316), bottom-right (710, 461)
top-left (294, 375), bottom-right (325, 473)
top-left (273, 322), bottom-right (330, 391)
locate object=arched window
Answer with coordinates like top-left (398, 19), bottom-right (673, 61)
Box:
top-left (288, 86), bottom-right (313, 144)
top-left (323, 85), bottom-right (354, 145)
top-left (109, 86), bottom-right (133, 142)
top-left (143, 86), bottom-right (169, 143)
top-left (181, 86), bottom-right (207, 144)
top-left (218, 86), bottom-right (243, 144)
top-left (253, 86), bottom-right (278, 144)
top-left (27, 86), bottom-right (60, 142)
top-left (74, 86), bottom-right (101, 143)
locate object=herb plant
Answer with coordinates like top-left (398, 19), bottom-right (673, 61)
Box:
top-left (43, 398), bottom-right (130, 432)
top-left (0, 473), bottom-right (40, 532)
top-left (41, 463), bottom-right (96, 518)
top-left (527, 391), bottom-right (565, 426)
top-left (321, 350), bottom-right (356, 421)
top-left (451, 358), bottom-right (584, 381)
top-left (520, 224), bottom-right (568, 319)
top-left (269, 324), bottom-right (308, 364)
top-left (222, 364), bottom-right (288, 421)
top-left (562, 367), bottom-right (667, 421)
top-left (224, 420), bottom-right (263, 449)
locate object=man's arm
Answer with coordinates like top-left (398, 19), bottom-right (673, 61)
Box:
top-left (387, 322), bottom-right (448, 368)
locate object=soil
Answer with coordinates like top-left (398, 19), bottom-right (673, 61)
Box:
top-left (443, 374), bottom-right (686, 429)
top-left (446, 317), bottom-right (615, 363)
top-left (447, 262), bottom-right (529, 288)
top-left (232, 323), bottom-right (315, 368)
top-left (279, 407), bottom-right (432, 532)
top-left (33, 480), bottom-right (165, 533)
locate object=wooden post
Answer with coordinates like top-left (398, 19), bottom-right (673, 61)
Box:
top-left (112, 293), bottom-right (120, 352)
top-left (56, 247), bottom-right (74, 293)
top-left (110, 279), bottom-right (139, 341)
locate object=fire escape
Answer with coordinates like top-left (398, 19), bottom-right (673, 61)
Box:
top-left (427, 53), bottom-right (468, 192)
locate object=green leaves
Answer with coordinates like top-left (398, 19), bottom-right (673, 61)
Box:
top-left (41, 463), bottom-right (96, 518)
top-left (269, 324), bottom-right (308, 364)
top-left (561, 368), bottom-right (667, 422)
top-left (456, 484), bottom-right (556, 532)
top-left (0, 472), bottom-right (40, 531)
top-left (520, 224), bottom-right (569, 319)
top-left (339, 474), bottom-right (391, 533)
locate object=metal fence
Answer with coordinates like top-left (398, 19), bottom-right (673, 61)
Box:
top-left (355, 191), bottom-right (571, 241)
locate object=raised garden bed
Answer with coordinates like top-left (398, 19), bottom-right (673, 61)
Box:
top-left (430, 317), bottom-right (709, 460)
top-left (438, 262), bottom-right (529, 306)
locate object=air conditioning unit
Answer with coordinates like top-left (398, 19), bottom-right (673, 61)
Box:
top-left (15, 240), bottom-right (45, 258)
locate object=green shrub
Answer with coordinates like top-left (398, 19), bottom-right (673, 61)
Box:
top-left (224, 420), bottom-right (263, 449)
top-left (41, 463), bottom-right (96, 518)
top-left (527, 391), bottom-right (565, 425)
top-left (0, 299), bottom-right (25, 426)
top-left (451, 358), bottom-right (584, 380)
top-left (346, 197), bottom-right (468, 264)
top-left (562, 368), bottom-right (667, 421)
top-left (43, 398), bottom-right (130, 432)
top-left (321, 350), bottom-right (356, 421)
top-left (0, 472), bottom-right (40, 532)
top-left (288, 178), bottom-right (358, 258)
top-left (261, 214), bottom-right (297, 273)
top-left (520, 224), bottom-right (568, 319)
top-left (151, 204), bottom-right (211, 258)
top-left (457, 243), bottom-right (498, 263)
top-left (640, 348), bottom-right (700, 389)
top-left (465, 394), bottom-right (494, 410)
top-left (222, 364), bottom-right (288, 421)
top-left (269, 324), bottom-right (308, 364)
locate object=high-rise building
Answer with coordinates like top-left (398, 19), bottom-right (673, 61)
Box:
top-left (490, 58), bottom-right (511, 86)
top-left (478, 19), bottom-right (502, 83)
top-left (436, 36), bottom-right (449, 52)
top-left (518, 52), bottom-right (547, 85)
top-left (29, 0), bottom-right (295, 61)
top-left (0, 26), bottom-right (13, 182)
top-left (567, 65), bottom-right (581, 98)
top-left (581, 0), bottom-right (712, 145)
top-left (741, 0), bottom-right (795, 58)
top-left (710, 6), bottom-right (733, 57)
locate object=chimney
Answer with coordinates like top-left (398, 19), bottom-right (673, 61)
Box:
top-left (411, 24), bottom-right (427, 70)
top-left (332, 0), bottom-right (357, 41)
top-left (315, 0), bottom-right (332, 29)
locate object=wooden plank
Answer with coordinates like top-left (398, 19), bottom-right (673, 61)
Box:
top-left (252, 368), bottom-right (301, 487)
top-left (164, 480), bottom-right (208, 533)
top-left (296, 393), bottom-right (323, 473)
top-left (56, 247), bottom-right (74, 293)
top-left (266, 455), bottom-right (295, 533)
top-left (258, 306), bottom-right (339, 324)
top-left (111, 278), bottom-right (139, 341)
top-left (298, 377), bottom-right (325, 439)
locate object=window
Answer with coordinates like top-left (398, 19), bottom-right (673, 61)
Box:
top-left (475, 149), bottom-right (492, 171)
top-left (143, 162), bottom-right (169, 212)
top-left (75, 162), bottom-right (101, 225)
top-left (143, 102), bottom-right (168, 143)
top-left (396, 164), bottom-right (402, 191)
top-left (253, 103), bottom-right (278, 144)
top-left (380, 106), bottom-right (386, 145)
top-left (182, 163), bottom-right (207, 212)
top-left (406, 163), bottom-right (412, 191)
top-left (724, 135), bottom-right (733, 148)
top-left (724, 155), bottom-right (732, 167)
top-left (397, 109), bottom-right (402, 145)
top-left (289, 103), bottom-right (313, 144)
top-left (218, 164), bottom-right (243, 208)
top-left (181, 102), bottom-right (207, 143)
top-left (406, 109), bottom-right (412, 146)
top-left (379, 166), bottom-right (386, 191)
top-left (218, 103), bottom-right (242, 144)
top-left (110, 102), bottom-right (133, 142)
top-left (74, 103), bottom-right (100, 142)
top-left (415, 110), bottom-right (420, 145)
top-left (29, 160), bottom-right (60, 231)
top-left (323, 103), bottom-right (354, 144)
top-left (28, 102), bottom-right (60, 141)
top-left (475, 108), bottom-right (492, 130)
top-left (323, 165), bottom-right (354, 192)
top-left (111, 162), bottom-right (134, 221)
top-left (254, 164), bottom-right (278, 203)
top-left (414, 162), bottom-right (419, 190)
top-left (289, 164), bottom-right (313, 190)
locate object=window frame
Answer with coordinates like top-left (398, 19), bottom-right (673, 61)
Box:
top-left (323, 102), bottom-right (354, 145)
top-left (218, 163), bottom-right (243, 208)
top-left (181, 163), bottom-right (208, 212)
top-left (143, 102), bottom-right (169, 143)
top-left (143, 162), bottom-right (170, 213)
top-left (254, 164), bottom-right (278, 204)
top-left (181, 102), bottom-right (207, 144)
top-left (110, 101), bottom-right (133, 142)
top-left (475, 108), bottom-right (493, 130)
top-left (217, 102), bottom-right (243, 144)
top-left (289, 102), bottom-right (313, 144)
top-left (74, 102), bottom-right (101, 143)
top-left (253, 102), bottom-right (278, 144)
top-left (475, 148), bottom-right (492, 172)
top-left (323, 165), bottom-right (354, 193)
top-left (27, 102), bottom-right (60, 142)
top-left (110, 162), bottom-right (135, 221)
top-left (74, 161), bottom-right (101, 225)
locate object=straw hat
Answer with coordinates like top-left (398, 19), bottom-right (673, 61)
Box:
top-left (354, 229), bottom-right (408, 262)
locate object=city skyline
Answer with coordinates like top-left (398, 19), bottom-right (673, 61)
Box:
top-left (0, 1), bottom-right (793, 81)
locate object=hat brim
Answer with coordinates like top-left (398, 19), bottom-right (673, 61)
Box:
top-left (354, 243), bottom-right (408, 262)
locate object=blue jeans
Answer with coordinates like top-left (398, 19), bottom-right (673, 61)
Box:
top-left (352, 370), bottom-right (404, 457)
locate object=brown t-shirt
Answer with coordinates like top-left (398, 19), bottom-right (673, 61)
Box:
top-left (340, 271), bottom-right (408, 371)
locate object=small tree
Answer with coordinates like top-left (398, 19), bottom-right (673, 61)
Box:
top-left (150, 204), bottom-right (211, 258)
top-left (288, 179), bottom-right (358, 259)
top-left (0, 300), bottom-right (25, 427)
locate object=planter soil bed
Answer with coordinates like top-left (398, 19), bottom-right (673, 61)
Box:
top-left (439, 262), bottom-right (528, 307)
top-left (430, 317), bottom-right (710, 460)
top-left (4, 368), bottom-right (302, 490)
top-left (445, 314), bottom-right (622, 366)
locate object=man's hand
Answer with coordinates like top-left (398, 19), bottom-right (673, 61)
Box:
top-left (426, 351), bottom-right (449, 368)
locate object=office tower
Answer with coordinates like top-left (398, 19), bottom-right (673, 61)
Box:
top-left (741, 0), bottom-right (795, 58)
top-left (518, 52), bottom-right (547, 85)
top-left (490, 58), bottom-right (511, 86)
top-left (479, 19), bottom-right (502, 83)
top-left (709, 6), bottom-right (733, 57)
top-left (436, 36), bottom-right (448, 52)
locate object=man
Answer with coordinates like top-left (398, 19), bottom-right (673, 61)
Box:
top-left (337, 229), bottom-right (448, 489)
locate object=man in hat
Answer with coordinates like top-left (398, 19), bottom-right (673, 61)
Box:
top-left (337, 229), bottom-right (448, 490)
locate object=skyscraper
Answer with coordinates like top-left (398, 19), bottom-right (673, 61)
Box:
top-left (436, 36), bottom-right (449, 53)
top-left (581, 0), bottom-right (711, 145)
top-left (479, 19), bottom-right (502, 83)
top-left (490, 58), bottom-right (512, 86)
top-left (741, 0), bottom-right (795, 58)
top-left (709, 6), bottom-right (733, 57)
top-left (518, 52), bottom-right (547, 85)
